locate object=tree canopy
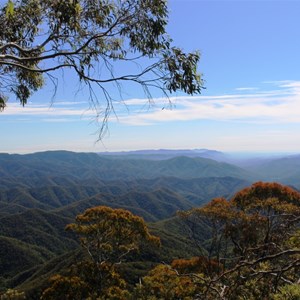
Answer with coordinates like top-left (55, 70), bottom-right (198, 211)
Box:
top-left (42, 206), bottom-right (160, 300)
top-left (134, 182), bottom-right (300, 299)
top-left (0, 0), bottom-right (203, 133)
top-left (178, 182), bottom-right (300, 299)
top-left (4, 183), bottom-right (300, 299)
top-left (65, 205), bottom-right (160, 265)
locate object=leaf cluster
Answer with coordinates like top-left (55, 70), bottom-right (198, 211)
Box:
top-left (178, 182), bottom-right (300, 299)
top-left (0, 0), bottom-right (203, 131)
top-left (66, 206), bottom-right (160, 265)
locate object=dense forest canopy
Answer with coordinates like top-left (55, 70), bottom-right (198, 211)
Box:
top-left (1, 176), bottom-right (299, 299)
top-left (17, 183), bottom-right (298, 299)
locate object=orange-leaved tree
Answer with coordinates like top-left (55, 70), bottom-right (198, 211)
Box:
top-left (65, 206), bottom-right (160, 265)
top-left (134, 264), bottom-right (202, 300)
top-left (41, 206), bottom-right (160, 300)
top-left (177, 182), bottom-right (300, 299)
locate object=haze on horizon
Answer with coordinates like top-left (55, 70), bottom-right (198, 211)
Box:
top-left (2, 0), bottom-right (300, 154)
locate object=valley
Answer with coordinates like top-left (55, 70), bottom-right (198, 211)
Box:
top-left (0, 150), bottom-right (300, 298)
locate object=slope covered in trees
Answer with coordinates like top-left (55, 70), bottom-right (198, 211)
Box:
top-left (0, 151), bottom-right (254, 183)
top-left (247, 154), bottom-right (300, 188)
top-left (5, 182), bottom-right (298, 299)
top-left (0, 151), bottom-right (253, 295)
top-left (1, 152), bottom-right (300, 298)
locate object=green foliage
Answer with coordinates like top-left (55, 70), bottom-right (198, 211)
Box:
top-left (179, 182), bottom-right (300, 299)
top-left (3, 152), bottom-right (300, 299)
top-left (0, 209), bottom-right (77, 255)
top-left (0, 151), bottom-right (253, 295)
top-left (5, 1), bottom-right (14, 18)
top-left (149, 217), bottom-right (203, 261)
top-left (0, 152), bottom-right (253, 184)
top-left (0, 0), bottom-right (203, 120)
top-left (272, 284), bottom-right (300, 300)
top-left (0, 236), bottom-right (53, 278)
top-left (131, 180), bottom-right (300, 300)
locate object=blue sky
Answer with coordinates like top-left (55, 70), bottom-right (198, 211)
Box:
top-left (2, 0), bottom-right (300, 154)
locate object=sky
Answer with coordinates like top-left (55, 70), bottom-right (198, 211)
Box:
top-left (2, 0), bottom-right (300, 154)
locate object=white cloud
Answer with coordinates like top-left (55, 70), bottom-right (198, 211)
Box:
top-left (3, 81), bottom-right (300, 126)
top-left (117, 81), bottom-right (300, 125)
top-left (2, 102), bottom-right (94, 118)
top-left (235, 87), bottom-right (258, 91)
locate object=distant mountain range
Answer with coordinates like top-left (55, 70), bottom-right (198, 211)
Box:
top-left (98, 148), bottom-right (227, 161)
top-left (1, 149), bottom-right (300, 295)
top-left (99, 149), bottom-right (300, 189)
top-left (246, 154), bottom-right (300, 187)
top-left (0, 150), bottom-right (254, 184)
top-left (1, 149), bottom-right (300, 189)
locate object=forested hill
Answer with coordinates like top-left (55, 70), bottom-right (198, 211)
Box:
top-left (0, 150), bottom-right (253, 295)
top-left (0, 150), bottom-right (252, 218)
top-left (0, 150), bottom-right (254, 184)
top-left (246, 154), bottom-right (300, 188)
top-left (98, 148), bottom-right (227, 161)
top-left (1, 151), bottom-right (300, 298)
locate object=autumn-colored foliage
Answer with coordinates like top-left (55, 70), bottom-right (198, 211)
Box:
top-left (171, 256), bottom-right (222, 276)
top-left (41, 183), bottom-right (300, 300)
top-left (178, 182), bottom-right (300, 299)
top-left (134, 264), bottom-right (201, 300)
top-left (66, 206), bottom-right (160, 265)
top-left (42, 206), bottom-right (160, 299)
top-left (0, 289), bottom-right (26, 300)
top-left (41, 275), bottom-right (89, 300)
top-left (232, 181), bottom-right (300, 208)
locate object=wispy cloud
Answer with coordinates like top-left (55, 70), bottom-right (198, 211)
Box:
top-left (118, 81), bottom-right (300, 126)
top-left (2, 102), bottom-right (94, 119)
top-left (235, 87), bottom-right (259, 91)
top-left (40, 118), bottom-right (79, 123)
top-left (3, 81), bottom-right (300, 126)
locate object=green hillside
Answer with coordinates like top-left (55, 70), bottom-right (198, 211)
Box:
top-left (55, 188), bottom-right (193, 222)
top-left (0, 209), bottom-right (78, 289)
top-left (246, 154), bottom-right (300, 188)
top-left (0, 151), bottom-right (254, 184)
top-left (0, 151), bottom-right (260, 297)
top-left (0, 236), bottom-right (53, 283)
